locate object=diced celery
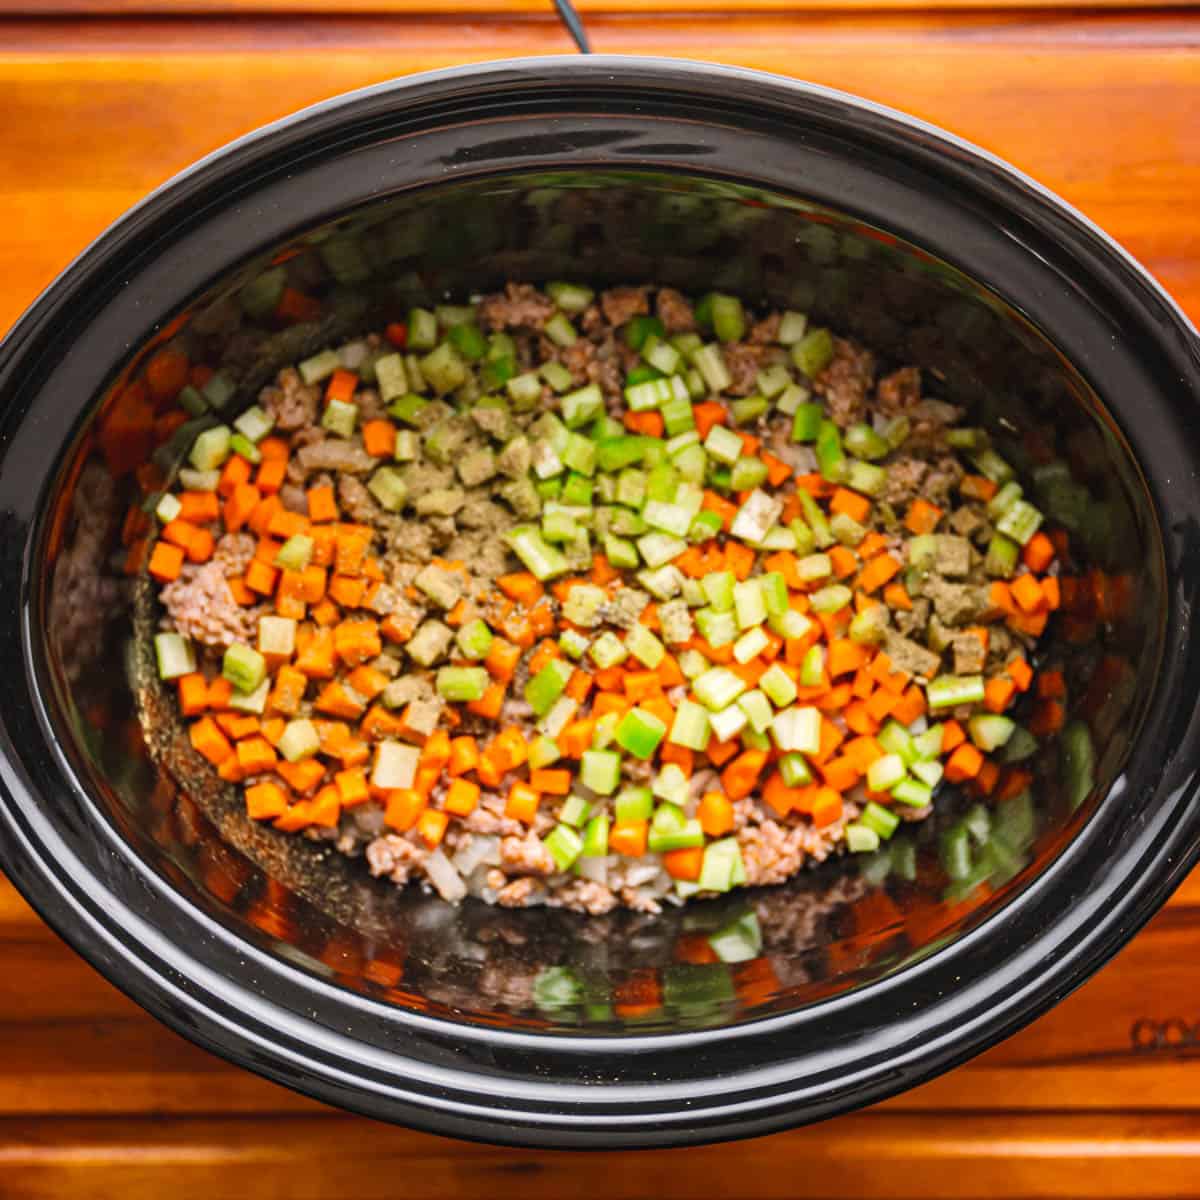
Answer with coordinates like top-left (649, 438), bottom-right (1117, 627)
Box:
top-left (778, 752), bottom-right (812, 787)
top-left (831, 512), bottom-right (866, 547)
top-left (791, 402), bottom-right (823, 443)
top-left (709, 703), bottom-right (748, 742)
top-left (798, 490), bottom-right (834, 548)
top-left (791, 327), bottom-right (835, 378)
top-left (603, 534), bottom-right (639, 570)
top-left (797, 553), bottom-right (833, 582)
top-left (648, 811), bottom-right (702, 852)
top-left (861, 801), bottom-right (900, 841)
top-left (694, 666), bottom-right (747, 711)
top-left (529, 736), bottom-right (562, 769)
top-left (227, 678), bottom-right (269, 715)
top-left (278, 718), bottom-right (320, 763)
top-left (228, 433), bottom-right (261, 464)
top-left (257, 615), bottom-right (296, 658)
top-left (996, 499), bottom-right (1044, 546)
top-left (178, 468), bottom-right (219, 492)
top-left (387, 393), bottom-right (426, 425)
top-left (616, 707), bottom-right (667, 759)
top-left (643, 500), bottom-right (694, 539)
top-left (878, 719), bottom-right (916, 762)
top-left (155, 492), bottom-right (182, 524)
top-left (637, 532), bottom-right (687, 568)
top-left (768, 608), bottom-right (813, 640)
top-left (374, 353), bottom-right (409, 402)
top-left (668, 698), bottom-right (711, 751)
top-left (504, 525), bottom-right (570, 580)
top-left (810, 584), bottom-right (852, 613)
top-left (544, 312), bottom-right (577, 347)
top-left (525, 659), bottom-right (574, 716)
top-left (239, 266), bottom-right (287, 318)
top-left (846, 824), bottom-right (881, 854)
top-left (558, 794), bottom-right (592, 829)
top-left (730, 395), bottom-right (769, 425)
top-left (759, 663), bottom-right (798, 708)
top-left (703, 424), bottom-right (742, 466)
top-left (589, 631), bottom-right (629, 669)
top-left (223, 643), bottom-right (266, 694)
top-left (693, 344), bottom-right (732, 393)
top-left (455, 619), bottom-right (494, 661)
top-left (926, 674), bottom-right (986, 710)
top-left (911, 759), bottom-right (944, 788)
top-left (733, 578), bottom-right (767, 629)
top-left (154, 632), bottom-right (196, 680)
top-left (321, 398), bottom-right (358, 438)
top-left (729, 456), bottom-right (769, 492)
top-left (233, 404), bottom-right (274, 444)
top-left (580, 749), bottom-right (622, 795)
top-left (843, 423), bottom-right (889, 461)
top-left (299, 349), bottom-right (340, 385)
top-left (544, 824), bottom-right (584, 871)
top-left (625, 623), bottom-right (665, 669)
top-left (867, 753), bottom-right (907, 792)
top-left (971, 448), bottom-right (1015, 484)
top-left (968, 713), bottom-right (1016, 751)
top-left (815, 419), bottom-right (846, 482)
top-left (188, 425), bottom-right (232, 471)
top-left (846, 461), bottom-right (887, 497)
top-left (615, 786), bottom-right (653, 823)
top-left (638, 564), bottom-right (685, 601)
top-left (702, 570), bottom-right (736, 612)
top-left (800, 644), bottom-right (825, 687)
top-left (710, 293), bottom-right (746, 343)
top-left (777, 310), bottom-right (809, 345)
top-left (693, 606), bottom-right (737, 647)
top-left (893, 778), bottom-right (933, 808)
top-left (771, 705), bottom-right (821, 754)
top-left (733, 626), bottom-right (769, 664)
top-left (437, 667), bottom-right (489, 702)
top-left (737, 688), bottom-right (773, 734)
top-left (581, 812), bottom-right (610, 858)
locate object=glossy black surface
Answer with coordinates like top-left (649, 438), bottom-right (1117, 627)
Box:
top-left (1, 59), bottom-right (1200, 1147)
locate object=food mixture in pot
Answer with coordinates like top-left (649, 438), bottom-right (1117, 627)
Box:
top-left (143, 282), bottom-right (1062, 913)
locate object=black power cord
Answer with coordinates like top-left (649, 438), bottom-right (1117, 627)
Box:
top-left (552, 0), bottom-right (592, 53)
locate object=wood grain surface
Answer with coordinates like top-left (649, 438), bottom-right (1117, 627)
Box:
top-left (2, 5), bottom-right (1199, 1196)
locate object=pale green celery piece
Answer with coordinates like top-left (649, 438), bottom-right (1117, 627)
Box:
top-left (625, 623), bottom-right (665, 669)
top-left (637, 564), bottom-right (685, 601)
top-left (771, 705), bottom-right (821, 754)
top-left (321, 398), bottom-right (358, 438)
top-left (777, 310), bottom-right (809, 345)
top-left (796, 553), bottom-right (833, 582)
top-left (652, 764), bottom-right (691, 806)
top-left (737, 688), bottom-right (773, 734)
top-left (730, 488), bottom-right (782, 543)
top-left (278, 719), bottom-right (320, 763)
top-left (709, 703), bottom-right (748, 742)
top-left (367, 467), bottom-right (408, 512)
top-left (420, 342), bottom-right (469, 395)
top-left (733, 578), bottom-right (767, 629)
top-left (273, 536), bottom-right (313, 571)
top-left (693, 606), bottom-right (737, 647)
top-left (693, 666), bottom-right (747, 711)
top-left (703, 423), bottom-right (743, 466)
top-left (153, 633), bottom-right (195, 680)
top-left (558, 628), bottom-right (590, 660)
top-left (588, 631), bottom-right (629, 669)
top-left (298, 349), bottom-right (340, 385)
top-left (693, 343), bottom-right (732, 392)
top-left (374, 353), bottom-right (409, 402)
top-left (702, 570), bottom-right (736, 612)
top-left (562, 583), bottom-right (606, 627)
top-left (733, 626), bottom-right (769, 664)
top-left (637, 532), bottom-right (687, 568)
top-left (668, 698), bottom-right (711, 751)
top-left (759, 663), bottom-right (798, 708)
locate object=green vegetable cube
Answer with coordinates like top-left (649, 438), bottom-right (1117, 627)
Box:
top-left (616, 707), bottom-right (667, 760)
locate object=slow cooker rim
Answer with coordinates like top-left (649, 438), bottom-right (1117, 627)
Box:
top-left (2, 57), bottom-right (1199, 1147)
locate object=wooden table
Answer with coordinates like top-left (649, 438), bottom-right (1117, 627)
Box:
top-left (3, 3), bottom-right (1199, 1195)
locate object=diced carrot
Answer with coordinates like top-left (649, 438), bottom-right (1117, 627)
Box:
top-left (865, 687), bottom-right (899, 723)
top-left (761, 452), bottom-right (792, 488)
top-left (444, 777), bottom-right (481, 816)
top-left (310, 599), bottom-right (338, 628)
top-left (659, 743), bottom-right (693, 777)
top-left (810, 788), bottom-right (843, 828)
top-left (306, 486), bottom-right (339, 524)
top-left (235, 736), bottom-right (277, 775)
top-left (447, 737), bottom-right (480, 777)
top-left (420, 729), bottom-right (452, 770)
top-left (328, 574), bottom-right (366, 608)
top-left (1023, 531), bottom-right (1056, 573)
top-left (821, 756), bottom-right (861, 793)
top-left (241, 558), bottom-right (276, 597)
top-left (334, 529), bottom-right (371, 577)
top-left (996, 767), bottom-right (1034, 802)
top-left (525, 768), bottom-right (569, 795)
top-left (857, 553), bottom-right (902, 595)
top-left (692, 401), bottom-right (728, 439)
top-left (275, 287), bottom-right (322, 324)
top-left (467, 682), bottom-right (506, 721)
top-left (274, 759), bottom-right (323, 795)
top-left (255, 458), bottom-right (287, 496)
top-left (960, 474), bottom-right (999, 502)
top-left (701, 489), bottom-right (738, 531)
top-left (1006, 657), bottom-right (1034, 692)
top-left (856, 532), bottom-right (889, 560)
top-left (827, 545), bottom-right (858, 580)
top-left (225, 714), bottom-right (260, 740)
top-left (944, 742), bottom-right (984, 783)
top-left (360, 418), bottom-right (396, 459)
top-left (720, 748), bottom-right (769, 801)
top-left (624, 409), bottom-right (665, 437)
top-left (1009, 608), bottom-right (1049, 637)
top-left (247, 495), bottom-right (281, 538)
top-left (206, 677), bottom-right (233, 710)
top-left (176, 673), bottom-right (209, 717)
top-left (147, 541), bottom-right (185, 582)
top-left (939, 720), bottom-right (966, 753)
top-left (505, 782), bottom-right (541, 824)
top-left (817, 682), bottom-right (853, 712)
top-left (481, 638), bottom-right (519, 683)
top-left (973, 759), bottom-right (1000, 797)
top-left (185, 527), bottom-right (215, 564)
top-left (984, 676), bottom-right (1017, 714)
top-left (416, 808), bottom-right (449, 848)
top-left (222, 482), bottom-right (261, 534)
top-left (176, 491), bottom-right (219, 524)
top-left (1042, 576), bottom-right (1062, 611)
top-left (663, 846), bottom-right (704, 881)
top-left (160, 518), bottom-right (201, 553)
top-left (843, 735), bottom-right (884, 771)
top-left (724, 541), bottom-right (755, 582)
top-left (217, 454), bottom-right (252, 498)
top-left (889, 685), bottom-right (926, 726)
top-left (904, 498), bottom-right (944, 535)
top-left (1037, 670), bottom-right (1066, 700)
top-left (313, 681), bottom-right (365, 720)
top-left (883, 582), bottom-right (913, 612)
top-left (382, 789), bottom-right (424, 833)
top-left (703, 737), bottom-right (738, 767)
top-left (609, 820), bottom-right (649, 857)
top-left (334, 768), bottom-right (370, 808)
top-left (827, 638), bottom-right (869, 678)
top-left (697, 792), bottom-right (735, 837)
top-left (258, 436), bottom-right (288, 463)
top-left (497, 572), bottom-right (544, 605)
top-left (266, 508), bottom-right (308, 542)
top-left (245, 781), bottom-right (289, 821)
top-left (324, 368), bottom-right (358, 406)
top-left (1011, 572), bottom-right (1048, 614)
top-left (831, 487), bottom-right (872, 524)
top-left (332, 619), bottom-right (382, 667)
top-left (844, 700), bottom-right (879, 735)
top-left (295, 629), bottom-right (336, 679)
top-left (987, 580), bottom-right (1016, 619)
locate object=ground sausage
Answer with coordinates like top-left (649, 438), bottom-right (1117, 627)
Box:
top-left (260, 366), bottom-right (319, 432)
top-left (599, 285), bottom-right (649, 328)
top-left (478, 282), bottom-right (555, 332)
top-left (655, 287), bottom-right (695, 333)
top-left (814, 337), bottom-right (874, 428)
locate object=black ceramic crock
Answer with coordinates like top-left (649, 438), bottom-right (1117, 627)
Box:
top-left (2, 58), bottom-right (1200, 1149)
